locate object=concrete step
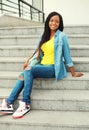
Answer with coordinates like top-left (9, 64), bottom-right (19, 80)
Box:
top-left (31, 89), bottom-right (89, 111)
top-left (0, 110), bottom-right (89, 130)
top-left (0, 45), bottom-right (36, 57)
top-left (0, 25), bottom-right (89, 35)
top-left (1, 88), bottom-right (89, 111)
top-left (64, 25), bottom-right (89, 34)
top-left (0, 26), bottom-right (44, 35)
top-left (0, 71), bottom-right (89, 89)
top-left (0, 57), bottom-right (89, 72)
top-left (0, 45), bottom-right (89, 57)
top-left (70, 45), bottom-right (89, 57)
top-left (68, 34), bottom-right (89, 45)
top-left (0, 14), bottom-right (44, 27)
top-left (0, 45), bottom-right (37, 57)
top-left (0, 35), bottom-right (39, 45)
top-left (0, 34), bottom-right (89, 45)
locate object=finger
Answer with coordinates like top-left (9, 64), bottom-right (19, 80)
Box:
top-left (77, 73), bottom-right (83, 77)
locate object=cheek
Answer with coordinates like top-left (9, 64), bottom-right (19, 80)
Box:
top-left (49, 22), bottom-right (51, 27)
top-left (57, 22), bottom-right (60, 27)
top-left (56, 23), bottom-right (60, 29)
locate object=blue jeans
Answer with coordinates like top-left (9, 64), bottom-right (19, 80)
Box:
top-left (7, 64), bottom-right (55, 104)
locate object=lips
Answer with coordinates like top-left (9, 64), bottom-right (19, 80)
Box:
top-left (50, 26), bottom-right (57, 29)
top-left (51, 25), bottom-right (56, 28)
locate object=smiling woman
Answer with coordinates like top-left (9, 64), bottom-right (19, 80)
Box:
top-left (0, 11), bottom-right (83, 119)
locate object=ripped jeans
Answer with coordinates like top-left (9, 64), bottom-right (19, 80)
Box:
top-left (7, 64), bottom-right (55, 104)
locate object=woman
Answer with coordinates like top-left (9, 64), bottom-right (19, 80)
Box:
top-left (0, 12), bottom-right (83, 118)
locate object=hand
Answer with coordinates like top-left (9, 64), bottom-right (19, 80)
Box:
top-left (23, 61), bottom-right (29, 70)
top-left (72, 72), bottom-right (84, 77)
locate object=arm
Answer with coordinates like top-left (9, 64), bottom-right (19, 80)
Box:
top-left (62, 34), bottom-right (83, 77)
top-left (23, 35), bottom-right (42, 70)
top-left (23, 49), bottom-right (40, 70)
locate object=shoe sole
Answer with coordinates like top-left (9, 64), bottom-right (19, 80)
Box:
top-left (0, 110), bottom-right (13, 115)
top-left (12, 109), bottom-right (30, 119)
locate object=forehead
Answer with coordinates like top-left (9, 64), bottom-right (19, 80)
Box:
top-left (50, 15), bottom-right (60, 20)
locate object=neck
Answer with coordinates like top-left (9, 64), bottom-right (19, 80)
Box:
top-left (50, 30), bottom-right (55, 39)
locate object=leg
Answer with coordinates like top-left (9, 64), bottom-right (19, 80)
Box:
top-left (7, 72), bottom-right (24, 104)
top-left (22, 64), bottom-right (55, 104)
top-left (12, 64), bottom-right (55, 118)
top-left (22, 69), bottom-right (33, 104)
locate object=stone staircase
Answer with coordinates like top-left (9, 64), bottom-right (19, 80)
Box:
top-left (0, 25), bottom-right (89, 130)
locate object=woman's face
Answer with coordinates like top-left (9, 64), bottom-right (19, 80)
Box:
top-left (49, 15), bottom-right (60, 31)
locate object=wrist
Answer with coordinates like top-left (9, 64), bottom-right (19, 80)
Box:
top-left (71, 72), bottom-right (76, 77)
top-left (69, 66), bottom-right (76, 76)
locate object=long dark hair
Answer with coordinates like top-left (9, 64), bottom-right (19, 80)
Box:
top-left (39, 12), bottom-right (64, 48)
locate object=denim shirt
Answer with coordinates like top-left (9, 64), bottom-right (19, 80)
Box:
top-left (38, 29), bottom-right (74, 80)
top-left (54, 30), bottom-right (73, 80)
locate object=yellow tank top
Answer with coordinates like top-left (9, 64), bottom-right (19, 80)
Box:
top-left (41, 37), bottom-right (54, 65)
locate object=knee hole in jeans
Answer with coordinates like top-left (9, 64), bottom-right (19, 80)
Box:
top-left (25, 66), bottom-right (31, 70)
top-left (19, 76), bottom-right (24, 80)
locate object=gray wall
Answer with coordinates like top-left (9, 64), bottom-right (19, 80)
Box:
top-left (44, 0), bottom-right (89, 25)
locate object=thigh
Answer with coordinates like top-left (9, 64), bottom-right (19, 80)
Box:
top-left (31, 64), bottom-right (55, 78)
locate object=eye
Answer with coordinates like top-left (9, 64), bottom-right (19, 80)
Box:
top-left (55, 20), bottom-right (59, 23)
top-left (50, 19), bottom-right (54, 22)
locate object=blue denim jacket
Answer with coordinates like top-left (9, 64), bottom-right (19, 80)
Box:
top-left (54, 30), bottom-right (73, 80)
top-left (38, 29), bottom-right (73, 80)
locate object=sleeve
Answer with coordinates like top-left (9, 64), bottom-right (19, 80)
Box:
top-left (62, 34), bottom-right (74, 67)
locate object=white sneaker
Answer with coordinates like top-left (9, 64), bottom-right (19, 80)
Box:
top-left (0, 99), bottom-right (14, 114)
top-left (12, 101), bottom-right (30, 118)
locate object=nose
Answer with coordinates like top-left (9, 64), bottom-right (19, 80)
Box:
top-left (52, 21), bottom-right (56, 25)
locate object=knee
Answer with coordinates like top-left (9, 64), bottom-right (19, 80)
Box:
top-left (19, 76), bottom-right (24, 80)
top-left (24, 66), bottom-right (31, 70)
